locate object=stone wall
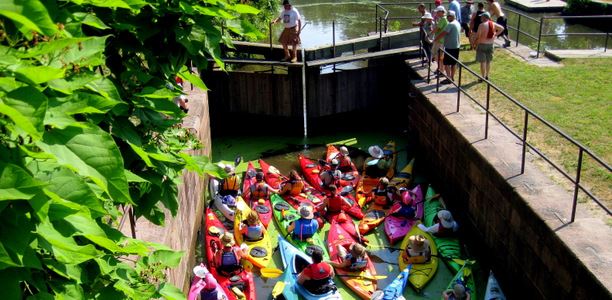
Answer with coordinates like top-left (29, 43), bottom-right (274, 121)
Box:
top-left (405, 84), bottom-right (610, 299)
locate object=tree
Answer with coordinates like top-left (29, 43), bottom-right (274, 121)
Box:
top-left (0, 0), bottom-right (260, 298)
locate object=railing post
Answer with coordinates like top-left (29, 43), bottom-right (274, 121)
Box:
top-left (570, 148), bottom-right (584, 223)
top-left (269, 22), bottom-right (273, 54)
top-left (520, 110), bottom-right (529, 174)
top-left (516, 14), bottom-right (521, 47)
top-left (536, 17), bottom-right (544, 58)
top-left (427, 56), bottom-right (431, 83)
top-left (333, 20), bottom-right (336, 57)
top-left (435, 48), bottom-right (441, 92)
top-left (379, 17), bottom-right (383, 51)
top-left (375, 6), bottom-right (378, 33)
top-left (485, 82), bottom-right (490, 139)
top-left (456, 65), bottom-right (462, 112)
top-left (605, 32), bottom-right (609, 52)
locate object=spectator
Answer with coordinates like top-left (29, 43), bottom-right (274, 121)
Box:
top-left (486, 0), bottom-right (511, 47)
top-left (448, 0), bottom-right (462, 24)
top-left (460, 0), bottom-right (474, 39)
top-left (433, 11), bottom-right (462, 84)
top-left (474, 12), bottom-right (504, 82)
top-left (431, 6), bottom-right (448, 74)
top-left (469, 2), bottom-right (486, 49)
top-left (421, 12), bottom-right (435, 62)
top-left (272, 0), bottom-right (302, 62)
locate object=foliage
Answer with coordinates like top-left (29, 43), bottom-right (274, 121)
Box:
top-left (0, 0), bottom-right (260, 299)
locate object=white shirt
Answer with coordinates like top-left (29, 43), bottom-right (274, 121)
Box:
top-left (279, 7), bottom-right (301, 28)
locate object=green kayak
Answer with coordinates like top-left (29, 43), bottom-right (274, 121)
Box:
top-left (423, 184), bottom-right (463, 273)
top-left (270, 193), bottom-right (329, 260)
top-left (442, 261), bottom-right (477, 300)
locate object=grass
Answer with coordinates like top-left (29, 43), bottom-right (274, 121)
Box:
top-left (450, 47), bottom-right (612, 208)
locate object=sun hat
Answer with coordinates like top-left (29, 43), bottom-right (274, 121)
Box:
top-left (339, 146), bottom-right (349, 155)
top-left (331, 159), bottom-right (339, 166)
top-left (422, 12), bottom-right (433, 20)
top-left (379, 177), bottom-right (389, 186)
top-left (408, 235), bottom-right (427, 252)
top-left (368, 145), bottom-right (384, 159)
top-left (193, 265), bottom-right (208, 278)
top-left (220, 232), bottom-right (235, 247)
top-left (438, 210), bottom-right (454, 228)
top-left (299, 205), bottom-right (314, 219)
top-left (435, 6), bottom-right (446, 13)
top-left (481, 12), bottom-right (491, 19)
top-left (453, 283), bottom-right (466, 298)
top-left (448, 11), bottom-right (456, 17)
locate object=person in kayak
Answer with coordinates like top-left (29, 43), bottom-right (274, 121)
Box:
top-left (336, 146), bottom-right (354, 173)
top-left (239, 211), bottom-right (264, 241)
top-left (214, 232), bottom-right (246, 276)
top-left (371, 177), bottom-right (392, 208)
top-left (328, 242), bottom-right (369, 271)
top-left (364, 145), bottom-right (392, 178)
top-left (443, 283), bottom-right (471, 300)
top-left (245, 171), bottom-right (276, 202)
top-left (287, 205), bottom-right (319, 241)
top-left (418, 209), bottom-right (459, 237)
top-left (321, 185), bottom-right (346, 216)
top-left (219, 165), bottom-right (240, 197)
top-left (401, 234), bottom-right (431, 264)
top-left (280, 170), bottom-right (307, 196)
top-left (320, 159), bottom-right (341, 190)
top-left (191, 265), bottom-right (220, 300)
top-left (297, 247), bottom-right (336, 294)
top-left (389, 187), bottom-right (416, 219)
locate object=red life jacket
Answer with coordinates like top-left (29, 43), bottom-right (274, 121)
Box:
top-left (327, 195), bottom-right (344, 213)
top-left (303, 262), bottom-right (333, 280)
top-left (486, 20), bottom-right (495, 39)
top-left (250, 182), bottom-right (268, 199)
top-left (373, 189), bottom-right (389, 206)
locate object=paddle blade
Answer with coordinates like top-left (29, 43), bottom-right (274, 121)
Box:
top-left (366, 159), bottom-right (380, 166)
top-left (272, 281), bottom-right (286, 298)
top-left (260, 267), bottom-right (284, 278)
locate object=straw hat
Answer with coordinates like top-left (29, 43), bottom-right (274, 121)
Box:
top-left (193, 265), bottom-right (208, 278)
top-left (220, 232), bottom-right (235, 247)
top-left (408, 235), bottom-right (427, 252)
top-left (339, 146), bottom-right (349, 155)
top-left (351, 243), bottom-right (366, 257)
top-left (299, 205), bottom-right (314, 219)
top-left (368, 145), bottom-right (384, 159)
top-left (438, 210), bottom-right (454, 228)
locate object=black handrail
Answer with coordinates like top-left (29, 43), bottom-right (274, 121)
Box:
top-left (426, 47), bottom-right (611, 222)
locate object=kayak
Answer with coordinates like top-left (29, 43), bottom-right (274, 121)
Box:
top-left (443, 261), bottom-right (477, 300)
top-left (383, 141), bottom-right (398, 179)
top-left (325, 212), bottom-right (364, 244)
top-left (398, 221), bottom-right (438, 291)
top-left (325, 145), bottom-right (360, 188)
top-left (278, 235), bottom-right (342, 300)
top-left (384, 185), bottom-right (424, 244)
top-left (371, 265), bottom-right (411, 300)
top-left (259, 159), bottom-right (325, 208)
top-left (485, 270), bottom-right (506, 300)
top-left (389, 158), bottom-right (415, 189)
top-left (205, 208), bottom-right (256, 300)
top-left (328, 220), bottom-right (377, 300)
top-left (210, 178), bottom-right (236, 222)
top-left (233, 197), bottom-right (273, 269)
top-left (241, 161), bottom-right (272, 228)
top-left (270, 193), bottom-right (329, 260)
top-left (423, 185), bottom-right (463, 273)
top-left (357, 204), bottom-right (387, 235)
top-left (355, 176), bottom-right (379, 208)
top-left (187, 264), bottom-right (229, 300)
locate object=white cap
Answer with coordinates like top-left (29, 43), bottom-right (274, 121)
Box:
top-left (448, 11), bottom-right (456, 17)
top-left (435, 6), bottom-right (446, 13)
top-left (422, 12), bottom-right (433, 19)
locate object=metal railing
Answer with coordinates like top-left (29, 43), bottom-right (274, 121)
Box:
top-left (375, 2), bottom-right (435, 33)
top-left (421, 47), bottom-right (611, 223)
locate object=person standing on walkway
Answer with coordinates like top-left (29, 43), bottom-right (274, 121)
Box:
top-left (474, 12), bottom-right (504, 82)
top-left (431, 6), bottom-right (448, 72)
top-left (460, 0), bottom-right (474, 39)
top-left (272, 0), bottom-right (302, 63)
top-left (448, 0), bottom-right (462, 24)
top-left (486, 0), bottom-right (511, 47)
top-left (469, 2), bottom-right (486, 49)
top-left (412, 3), bottom-right (433, 63)
top-left (433, 11), bottom-right (462, 84)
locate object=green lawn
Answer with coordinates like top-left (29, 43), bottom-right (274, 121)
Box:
top-left (453, 49), bottom-right (612, 204)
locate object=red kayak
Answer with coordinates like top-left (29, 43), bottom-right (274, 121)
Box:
top-left (205, 208), bottom-right (256, 300)
top-left (326, 145), bottom-right (360, 188)
top-left (328, 220), bottom-right (378, 299)
top-left (241, 161), bottom-right (272, 228)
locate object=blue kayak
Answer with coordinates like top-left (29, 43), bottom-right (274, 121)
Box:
top-left (372, 265), bottom-right (411, 300)
top-left (278, 235), bottom-right (342, 300)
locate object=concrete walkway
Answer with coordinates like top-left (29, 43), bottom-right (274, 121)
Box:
top-left (405, 56), bottom-right (612, 291)
top-left (546, 49), bottom-right (612, 60)
top-left (492, 38), bottom-right (563, 67)
top-left (506, 0), bottom-right (567, 12)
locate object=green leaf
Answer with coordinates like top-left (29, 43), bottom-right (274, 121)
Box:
top-left (10, 65), bottom-right (65, 85)
top-left (36, 220), bottom-right (100, 264)
top-left (177, 66), bottom-right (207, 91)
top-left (0, 0), bottom-right (57, 36)
top-left (125, 170), bottom-right (148, 183)
top-left (158, 283), bottom-right (186, 300)
top-left (150, 250), bottom-right (183, 268)
top-left (36, 125), bottom-right (133, 204)
top-left (44, 259), bottom-right (83, 283)
top-left (127, 143), bottom-right (154, 167)
top-left (0, 163), bottom-right (44, 201)
top-left (0, 268), bottom-right (22, 299)
top-left (0, 86), bottom-right (48, 140)
top-left (46, 92), bottom-right (122, 127)
top-left (134, 86), bottom-right (178, 99)
top-left (232, 4), bottom-right (260, 14)
top-left (0, 205), bottom-right (40, 270)
top-left (72, 12), bottom-right (110, 29)
top-left (85, 77), bottom-right (122, 103)
top-left (48, 72), bottom-right (99, 94)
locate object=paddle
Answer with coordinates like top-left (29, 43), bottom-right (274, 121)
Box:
top-left (271, 281), bottom-right (286, 299)
top-left (337, 274), bottom-right (388, 280)
top-left (365, 148), bottom-right (408, 166)
top-left (369, 246), bottom-right (469, 265)
top-left (260, 267), bottom-right (284, 278)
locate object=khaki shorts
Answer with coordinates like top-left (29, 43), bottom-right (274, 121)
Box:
top-left (279, 26), bottom-right (300, 45)
top-left (476, 43), bottom-right (494, 62)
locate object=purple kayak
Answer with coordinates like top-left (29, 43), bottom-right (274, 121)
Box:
top-left (188, 264), bottom-right (229, 300)
top-left (384, 185), bottom-right (424, 244)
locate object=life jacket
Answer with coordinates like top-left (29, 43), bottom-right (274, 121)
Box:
top-left (320, 170), bottom-right (338, 187)
top-left (199, 288), bottom-right (218, 300)
top-left (327, 195), bottom-right (344, 214)
top-left (303, 262), bottom-right (333, 280)
top-left (486, 20), bottom-right (495, 39)
top-left (373, 188), bottom-right (389, 206)
top-left (338, 155), bottom-right (353, 172)
top-left (403, 248), bottom-right (429, 264)
top-left (346, 253), bottom-right (368, 271)
top-left (220, 175), bottom-right (239, 196)
top-left (293, 218), bottom-right (318, 240)
top-left (286, 180), bottom-right (305, 195)
top-left (217, 247), bottom-right (240, 268)
top-left (250, 182), bottom-right (268, 199)
top-left (243, 222), bottom-right (264, 241)
top-left (302, 263), bottom-right (335, 294)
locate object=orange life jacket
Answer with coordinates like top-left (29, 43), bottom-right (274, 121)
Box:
top-left (284, 180), bottom-right (305, 196)
top-left (250, 182), bottom-right (268, 199)
top-left (373, 189), bottom-right (389, 206)
top-left (221, 175), bottom-right (240, 192)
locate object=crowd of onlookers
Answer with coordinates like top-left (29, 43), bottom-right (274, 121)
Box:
top-left (414, 0), bottom-right (510, 83)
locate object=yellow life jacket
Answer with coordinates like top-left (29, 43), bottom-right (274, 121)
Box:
top-left (222, 175), bottom-right (240, 192)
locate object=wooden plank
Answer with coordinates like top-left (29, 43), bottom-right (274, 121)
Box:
top-left (307, 46), bottom-right (419, 67)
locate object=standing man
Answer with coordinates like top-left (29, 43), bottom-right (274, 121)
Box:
top-left (474, 12), bottom-right (504, 82)
top-left (469, 2), bottom-right (486, 49)
top-left (448, 0), bottom-right (462, 24)
top-left (431, 6), bottom-right (448, 72)
top-left (460, 0), bottom-right (474, 40)
top-left (433, 11), bottom-right (461, 84)
top-left (272, 0), bottom-right (302, 63)
top-left (486, 0), bottom-right (511, 47)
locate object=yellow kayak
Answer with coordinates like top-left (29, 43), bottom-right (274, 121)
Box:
top-left (384, 141), bottom-right (397, 179)
top-left (233, 196), bottom-right (273, 269)
top-left (389, 158), bottom-right (415, 188)
top-left (398, 221), bottom-right (438, 291)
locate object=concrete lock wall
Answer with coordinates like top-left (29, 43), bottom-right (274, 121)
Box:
top-left (405, 84), bottom-right (609, 299)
